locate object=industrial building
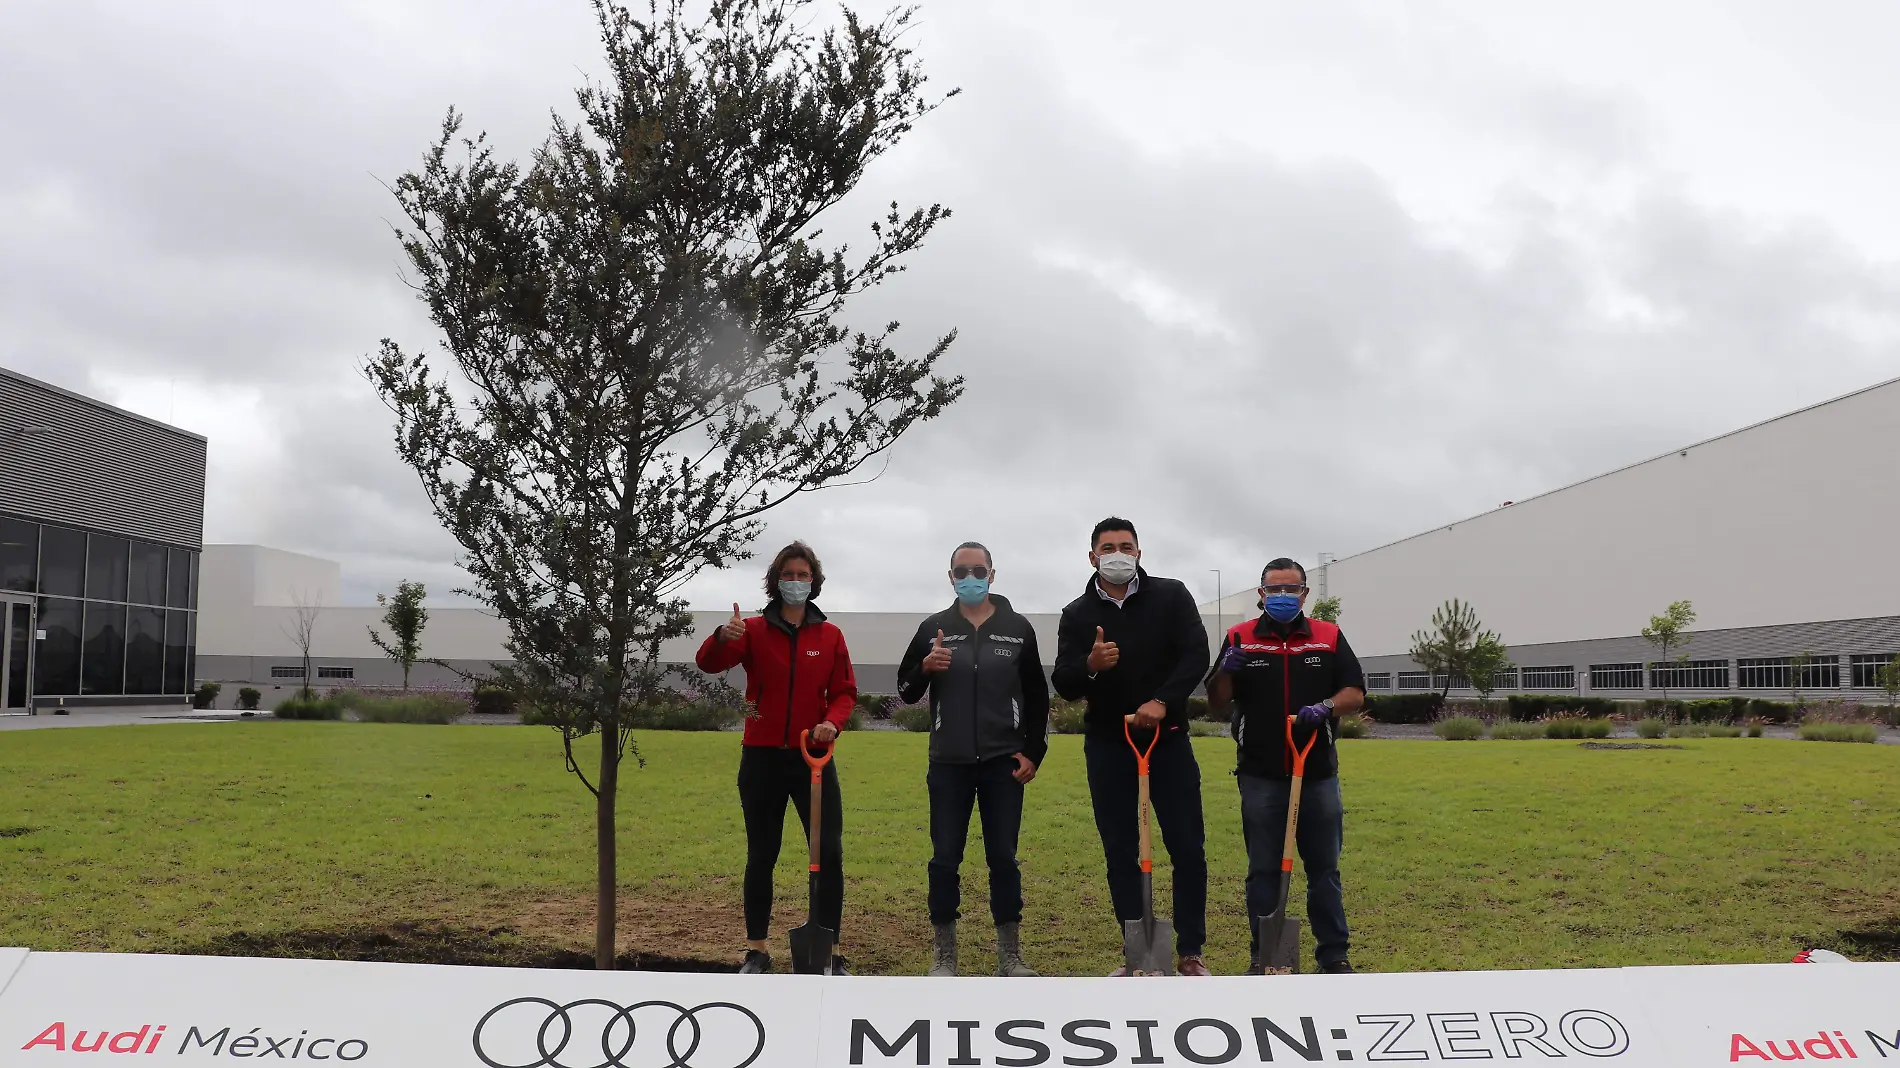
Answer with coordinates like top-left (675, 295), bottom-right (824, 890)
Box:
top-left (0, 366), bottom-right (207, 713)
top-left (1207, 375), bottom-right (1900, 702)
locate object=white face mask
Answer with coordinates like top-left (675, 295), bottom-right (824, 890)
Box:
top-left (1095, 552), bottom-right (1138, 586)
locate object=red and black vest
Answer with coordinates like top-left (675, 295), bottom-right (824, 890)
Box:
top-left (1222, 614), bottom-right (1363, 780)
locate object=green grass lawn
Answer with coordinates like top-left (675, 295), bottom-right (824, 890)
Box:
top-left (2, 724), bottom-right (1897, 976)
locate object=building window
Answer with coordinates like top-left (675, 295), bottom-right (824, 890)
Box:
top-left (128, 540), bottom-right (166, 606)
top-left (82, 602), bottom-right (126, 695)
top-left (1397, 671), bottom-right (1431, 690)
top-left (1364, 672), bottom-right (1392, 690)
top-left (164, 610), bottom-right (190, 694)
top-left (317, 666), bottom-right (354, 680)
top-left (40, 526), bottom-right (86, 599)
top-left (1737, 658), bottom-right (1789, 689)
top-left (1590, 663), bottom-right (1644, 689)
top-left (1649, 659), bottom-right (1730, 690)
top-left (34, 597), bottom-right (81, 696)
top-left (1520, 665), bottom-right (1576, 690)
top-left (1850, 653), bottom-right (1900, 689)
top-left (1489, 668), bottom-right (1519, 691)
top-left (167, 547), bottom-right (192, 608)
top-left (125, 607), bottom-right (165, 695)
top-left (270, 666), bottom-right (304, 679)
top-left (1797, 656), bottom-right (1840, 689)
top-left (0, 517), bottom-right (37, 593)
top-left (86, 534), bottom-right (129, 603)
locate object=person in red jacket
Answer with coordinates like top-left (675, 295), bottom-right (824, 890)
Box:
top-left (695, 540), bottom-right (857, 975)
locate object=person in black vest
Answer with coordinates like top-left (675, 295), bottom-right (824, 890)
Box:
top-left (1208, 557), bottom-right (1366, 974)
top-left (898, 541), bottom-right (1050, 978)
top-left (1052, 517), bottom-right (1213, 976)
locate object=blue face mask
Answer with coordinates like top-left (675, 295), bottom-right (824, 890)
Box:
top-left (954, 576), bottom-right (990, 606)
top-left (1263, 593), bottom-right (1302, 623)
top-left (778, 580), bottom-right (812, 606)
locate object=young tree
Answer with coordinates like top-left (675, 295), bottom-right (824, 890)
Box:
top-left (1640, 600), bottom-right (1696, 710)
top-left (1465, 633), bottom-right (1513, 701)
top-left (369, 580), bottom-right (430, 690)
top-left (1789, 650), bottom-right (1813, 711)
top-left (1309, 596), bottom-right (1342, 624)
top-left (1878, 654), bottom-right (1900, 715)
top-left (1408, 599), bottom-right (1502, 701)
top-left (367, 0), bottom-right (962, 969)
top-left (282, 589), bottom-right (323, 698)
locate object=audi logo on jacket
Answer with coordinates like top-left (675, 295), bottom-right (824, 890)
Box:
top-left (1221, 613), bottom-right (1366, 781)
top-left (695, 602), bottom-right (857, 748)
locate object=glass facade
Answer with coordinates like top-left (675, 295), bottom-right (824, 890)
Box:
top-left (0, 512), bottom-right (199, 700)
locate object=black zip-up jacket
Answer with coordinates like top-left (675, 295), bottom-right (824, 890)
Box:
top-left (897, 594), bottom-right (1050, 766)
top-left (1051, 568), bottom-right (1211, 739)
top-left (1218, 612), bottom-right (1366, 781)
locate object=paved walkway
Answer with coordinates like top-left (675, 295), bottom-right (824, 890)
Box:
top-left (0, 708), bottom-right (261, 731)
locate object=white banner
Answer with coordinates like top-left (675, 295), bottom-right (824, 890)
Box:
top-left (1, 949), bottom-right (1894, 1067)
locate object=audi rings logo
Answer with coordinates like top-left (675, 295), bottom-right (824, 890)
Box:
top-left (472, 998), bottom-right (765, 1068)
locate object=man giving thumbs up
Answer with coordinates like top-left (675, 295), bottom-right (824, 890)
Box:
top-left (898, 541), bottom-right (1049, 978)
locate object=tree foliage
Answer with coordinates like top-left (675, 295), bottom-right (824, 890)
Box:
top-left (1309, 596), bottom-right (1342, 624)
top-left (1409, 599), bottom-right (1508, 701)
top-left (1641, 599), bottom-right (1696, 707)
top-left (368, 580), bottom-right (430, 690)
top-left (365, 0), bottom-right (961, 968)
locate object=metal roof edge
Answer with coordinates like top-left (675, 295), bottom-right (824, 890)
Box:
top-left (0, 364), bottom-right (209, 445)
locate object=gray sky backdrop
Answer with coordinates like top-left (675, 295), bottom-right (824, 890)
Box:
top-left (4, 0), bottom-right (1898, 613)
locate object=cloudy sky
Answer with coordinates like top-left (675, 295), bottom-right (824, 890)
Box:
top-left (5, 0), bottom-right (1898, 613)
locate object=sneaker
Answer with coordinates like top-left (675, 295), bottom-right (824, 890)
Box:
top-left (827, 955), bottom-right (851, 976)
top-left (1243, 962), bottom-right (1266, 976)
top-left (738, 950), bottom-right (771, 974)
top-left (1107, 965), bottom-right (1130, 977)
top-left (1177, 955), bottom-right (1211, 976)
top-left (1321, 960), bottom-right (1355, 974)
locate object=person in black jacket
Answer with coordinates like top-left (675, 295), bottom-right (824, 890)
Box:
top-left (898, 541), bottom-right (1051, 978)
top-left (1052, 517), bottom-right (1213, 976)
top-left (1207, 557), bottom-right (1366, 975)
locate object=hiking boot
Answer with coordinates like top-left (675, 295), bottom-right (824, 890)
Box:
top-left (996, 922), bottom-right (1038, 977)
top-left (1177, 955), bottom-right (1211, 976)
top-left (1321, 960), bottom-right (1355, 974)
top-left (739, 950), bottom-right (772, 974)
top-left (827, 955), bottom-right (851, 976)
top-left (929, 923), bottom-right (958, 977)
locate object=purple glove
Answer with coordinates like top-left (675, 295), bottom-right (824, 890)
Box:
top-left (1295, 702), bottom-right (1331, 727)
top-left (1219, 644), bottom-right (1250, 673)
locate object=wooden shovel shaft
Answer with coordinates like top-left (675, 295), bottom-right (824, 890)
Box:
top-left (1280, 770), bottom-right (1305, 874)
top-left (1137, 769), bottom-right (1153, 873)
top-left (808, 771), bottom-right (823, 872)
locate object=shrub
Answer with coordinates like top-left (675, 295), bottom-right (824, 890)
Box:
top-left (1798, 722), bottom-right (1877, 744)
top-left (1502, 695), bottom-right (1618, 721)
top-left (854, 693), bottom-right (896, 720)
top-left (1187, 719), bottom-right (1226, 738)
top-left (1433, 715), bottom-right (1484, 741)
top-left (274, 694), bottom-right (344, 720)
top-left (1667, 723), bottom-right (1709, 739)
top-left (1363, 693), bottom-right (1441, 724)
top-left (1544, 717), bottom-right (1613, 739)
top-left (471, 685), bottom-right (517, 717)
top-left (1049, 700), bottom-right (1089, 735)
top-left (1747, 699), bottom-right (1795, 724)
top-left (1746, 721), bottom-right (1764, 738)
top-left (843, 707), bottom-right (866, 732)
top-left (237, 687), bottom-right (262, 711)
top-left (1636, 718), bottom-right (1666, 739)
top-left (1186, 695), bottom-right (1213, 721)
top-left (191, 682), bottom-right (222, 710)
top-left (892, 705), bottom-right (933, 733)
top-left (1336, 713), bottom-right (1369, 739)
top-left (1684, 697), bottom-right (1748, 723)
top-left (1707, 723), bottom-right (1743, 738)
top-left (348, 693), bottom-right (464, 724)
top-left (1489, 721), bottom-right (1544, 740)
top-left (626, 701), bottom-right (744, 732)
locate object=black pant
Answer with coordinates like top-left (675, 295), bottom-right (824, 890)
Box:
top-left (737, 746), bottom-right (843, 942)
top-left (1083, 730), bottom-right (1207, 956)
top-left (927, 756), bottom-right (1025, 926)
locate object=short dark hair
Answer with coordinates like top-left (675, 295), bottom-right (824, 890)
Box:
top-left (1090, 517), bottom-right (1138, 550)
top-left (1260, 557), bottom-right (1307, 584)
top-left (950, 541), bottom-right (993, 568)
top-left (765, 541), bottom-right (825, 601)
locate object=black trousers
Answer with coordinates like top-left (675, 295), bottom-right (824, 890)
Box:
top-left (1083, 730), bottom-right (1208, 956)
top-left (926, 756), bottom-right (1026, 926)
top-left (737, 746), bottom-right (843, 942)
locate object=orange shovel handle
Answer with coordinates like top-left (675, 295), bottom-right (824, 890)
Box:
top-left (1285, 713), bottom-right (1320, 777)
top-left (799, 729), bottom-right (834, 783)
top-left (1123, 713), bottom-right (1159, 775)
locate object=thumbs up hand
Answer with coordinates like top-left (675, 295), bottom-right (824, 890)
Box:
top-left (1087, 626), bottom-right (1120, 673)
top-left (720, 602), bottom-right (747, 644)
top-left (923, 629), bottom-right (954, 674)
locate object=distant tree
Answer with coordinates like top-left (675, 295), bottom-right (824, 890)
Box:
top-left (365, 0), bottom-right (961, 969)
top-left (1465, 633), bottom-right (1513, 701)
top-left (1789, 650), bottom-right (1814, 711)
top-left (282, 589), bottom-right (323, 698)
top-left (1640, 600), bottom-right (1696, 710)
top-left (1309, 596), bottom-right (1342, 624)
top-left (369, 580), bottom-right (429, 690)
top-left (1878, 655), bottom-right (1900, 715)
top-left (1409, 599), bottom-right (1502, 702)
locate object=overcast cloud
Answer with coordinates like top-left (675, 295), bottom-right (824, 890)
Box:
top-left (4, 0), bottom-right (1898, 612)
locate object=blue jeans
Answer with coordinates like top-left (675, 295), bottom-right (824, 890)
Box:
top-left (1084, 731), bottom-right (1207, 957)
top-left (1238, 772), bottom-right (1348, 968)
top-left (927, 756), bottom-right (1026, 926)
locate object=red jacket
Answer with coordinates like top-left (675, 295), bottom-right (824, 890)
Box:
top-left (695, 603), bottom-right (857, 748)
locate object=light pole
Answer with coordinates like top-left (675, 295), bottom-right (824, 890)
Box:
top-left (1209, 569), bottom-right (1222, 650)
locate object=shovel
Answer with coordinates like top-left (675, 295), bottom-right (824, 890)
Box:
top-left (1255, 714), bottom-right (1320, 974)
top-left (1120, 715), bottom-right (1174, 976)
top-left (788, 729), bottom-right (837, 975)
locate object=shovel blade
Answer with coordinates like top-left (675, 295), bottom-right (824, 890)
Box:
top-left (1253, 914), bottom-right (1302, 975)
top-left (789, 920), bottom-right (836, 975)
top-left (1121, 919), bottom-right (1175, 976)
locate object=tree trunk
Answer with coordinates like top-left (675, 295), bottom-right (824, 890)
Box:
top-left (596, 712), bottom-right (619, 970)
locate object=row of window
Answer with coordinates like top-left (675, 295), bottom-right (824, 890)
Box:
top-left (1365, 653), bottom-right (1898, 693)
top-left (269, 665), bottom-right (355, 680)
top-left (34, 596), bottom-right (196, 697)
top-left (0, 517), bottom-right (198, 608)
